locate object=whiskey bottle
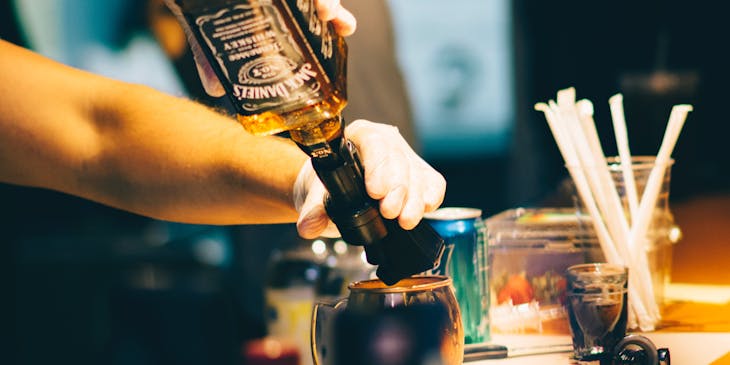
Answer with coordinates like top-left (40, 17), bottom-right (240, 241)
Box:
top-left (174, 0), bottom-right (444, 285)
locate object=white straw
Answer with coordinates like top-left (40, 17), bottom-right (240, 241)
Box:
top-left (536, 90), bottom-right (692, 331)
top-left (556, 91), bottom-right (610, 227)
top-left (609, 94), bottom-right (640, 225)
top-left (575, 98), bottom-right (632, 244)
top-left (536, 102), bottom-right (623, 266)
top-left (574, 97), bottom-right (660, 328)
top-left (536, 101), bottom-right (644, 329)
top-left (556, 91), bottom-right (631, 262)
top-left (629, 105), bottom-right (692, 258)
top-left (625, 105), bottom-right (691, 323)
top-left (562, 92), bottom-right (657, 329)
top-left (541, 89), bottom-right (661, 329)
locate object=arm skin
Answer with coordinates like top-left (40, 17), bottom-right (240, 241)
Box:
top-left (0, 39), bottom-right (308, 225)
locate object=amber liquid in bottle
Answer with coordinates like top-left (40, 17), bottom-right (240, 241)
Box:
top-left (238, 84), bottom-right (347, 157)
top-left (234, 40), bottom-right (348, 154)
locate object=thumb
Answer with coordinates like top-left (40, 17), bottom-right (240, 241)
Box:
top-left (188, 33), bottom-right (226, 97)
top-left (163, 0), bottom-right (226, 97)
top-left (296, 182), bottom-right (341, 239)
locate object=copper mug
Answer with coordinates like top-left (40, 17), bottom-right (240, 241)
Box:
top-left (311, 276), bottom-right (464, 365)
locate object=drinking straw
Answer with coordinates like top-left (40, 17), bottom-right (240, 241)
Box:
top-left (535, 102), bottom-right (622, 267)
top-left (623, 105), bottom-right (691, 322)
top-left (557, 88), bottom-right (658, 330)
top-left (540, 89), bottom-right (660, 329)
top-left (573, 98), bottom-right (660, 327)
top-left (575, 98), bottom-right (632, 244)
top-left (536, 101), bottom-right (644, 329)
top-left (556, 90), bottom-right (630, 259)
top-left (545, 97), bottom-right (646, 329)
top-left (539, 90), bottom-right (693, 331)
top-left (609, 94), bottom-right (640, 226)
top-left (628, 105), bottom-right (692, 265)
top-left (556, 91), bottom-right (612, 231)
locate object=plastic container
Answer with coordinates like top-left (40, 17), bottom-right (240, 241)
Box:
top-left (485, 207), bottom-right (598, 334)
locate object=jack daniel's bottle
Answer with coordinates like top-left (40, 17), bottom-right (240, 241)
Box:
top-left (176, 0), bottom-right (444, 285)
top-left (175, 0), bottom-right (345, 150)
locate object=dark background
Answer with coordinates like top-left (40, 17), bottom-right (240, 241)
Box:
top-left (2, 1), bottom-right (728, 364)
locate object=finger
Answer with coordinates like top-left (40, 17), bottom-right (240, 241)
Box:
top-left (297, 204), bottom-right (331, 239)
top-left (347, 120), bottom-right (413, 219)
top-left (319, 220), bottom-right (342, 238)
top-left (366, 144), bottom-right (409, 212)
top-left (192, 55), bottom-right (226, 97)
top-left (164, 0), bottom-right (226, 97)
top-left (347, 120), bottom-right (408, 198)
top-left (316, 0), bottom-right (356, 36)
top-left (372, 143), bottom-right (411, 220)
top-left (330, 6), bottom-right (357, 36)
top-left (296, 181), bottom-right (328, 238)
top-left (296, 180), bottom-right (343, 239)
top-left (185, 28), bottom-right (226, 97)
top-left (397, 163), bottom-right (427, 230)
top-left (316, 0), bottom-right (341, 21)
top-left (417, 160), bottom-right (447, 212)
top-left (379, 183), bottom-right (407, 220)
top-left (297, 201), bottom-right (342, 238)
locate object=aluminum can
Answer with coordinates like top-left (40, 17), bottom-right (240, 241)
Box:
top-left (424, 207), bottom-right (490, 344)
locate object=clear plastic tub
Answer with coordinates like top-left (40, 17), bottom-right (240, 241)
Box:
top-left (485, 207), bottom-right (599, 334)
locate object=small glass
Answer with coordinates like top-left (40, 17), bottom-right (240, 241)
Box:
top-left (566, 263), bottom-right (628, 364)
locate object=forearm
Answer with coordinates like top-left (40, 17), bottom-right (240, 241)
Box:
top-left (0, 40), bottom-right (307, 224)
top-left (87, 83), bottom-right (307, 224)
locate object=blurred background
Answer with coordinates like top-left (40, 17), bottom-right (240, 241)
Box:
top-left (1, 0), bottom-right (727, 364)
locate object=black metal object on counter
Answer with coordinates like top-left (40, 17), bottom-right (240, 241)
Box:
top-left (613, 335), bottom-right (670, 365)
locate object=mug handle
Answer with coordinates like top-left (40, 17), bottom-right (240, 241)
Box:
top-left (311, 298), bottom-right (348, 365)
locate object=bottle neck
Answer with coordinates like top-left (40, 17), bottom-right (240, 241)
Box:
top-left (289, 116), bottom-right (345, 162)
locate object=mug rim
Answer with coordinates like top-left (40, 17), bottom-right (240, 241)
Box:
top-left (348, 275), bottom-right (452, 293)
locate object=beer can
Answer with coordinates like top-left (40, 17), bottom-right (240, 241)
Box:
top-left (424, 207), bottom-right (490, 344)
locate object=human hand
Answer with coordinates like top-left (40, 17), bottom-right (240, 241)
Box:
top-left (163, 0), bottom-right (356, 97)
top-left (294, 120), bottom-right (447, 239)
top-left (315, 0), bottom-right (357, 36)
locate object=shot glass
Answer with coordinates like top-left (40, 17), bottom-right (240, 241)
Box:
top-left (566, 263), bottom-right (628, 363)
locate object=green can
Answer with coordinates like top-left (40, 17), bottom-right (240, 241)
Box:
top-left (424, 207), bottom-right (490, 344)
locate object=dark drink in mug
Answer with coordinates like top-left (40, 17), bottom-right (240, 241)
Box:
top-left (311, 276), bottom-right (464, 365)
top-left (566, 263), bottom-right (628, 363)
